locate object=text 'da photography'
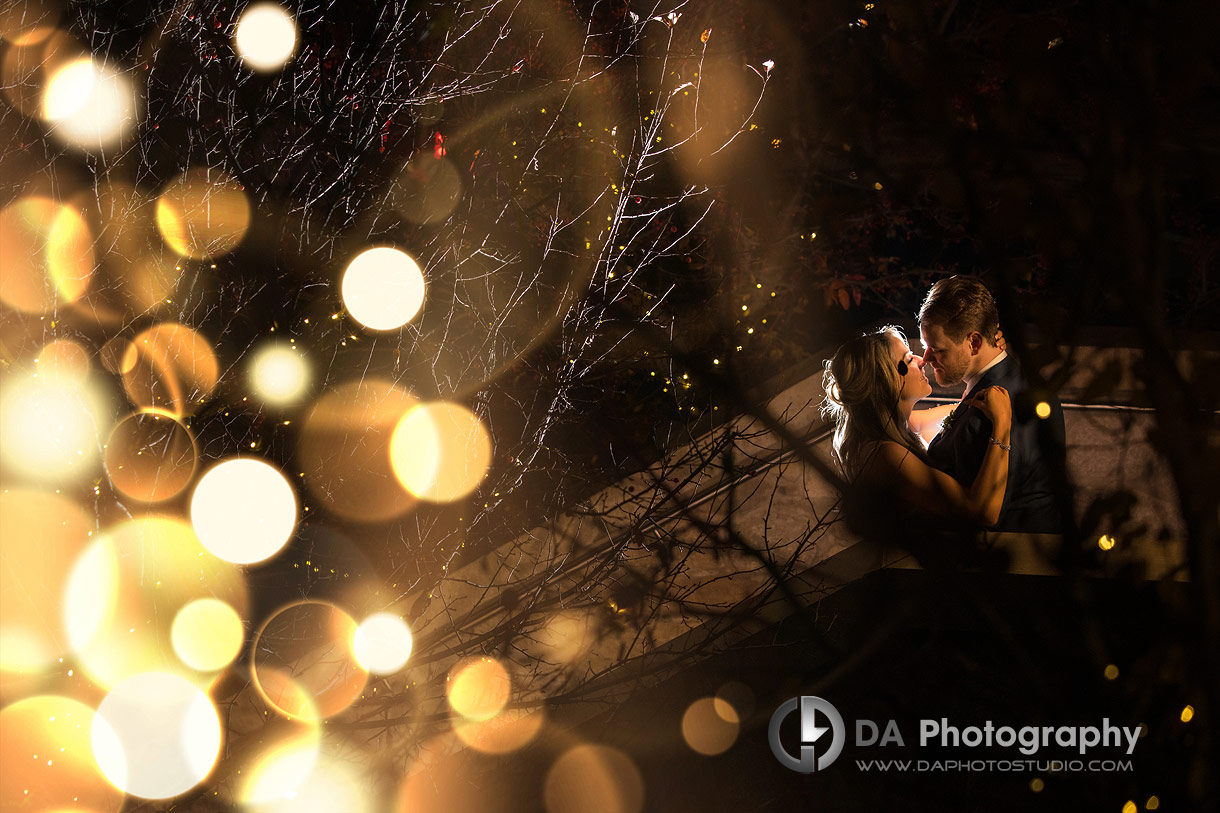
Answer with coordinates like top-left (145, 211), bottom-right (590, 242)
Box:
top-left (1, 0), bottom-right (1217, 812)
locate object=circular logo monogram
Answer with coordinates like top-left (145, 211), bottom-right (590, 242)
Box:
top-left (768, 695), bottom-right (846, 772)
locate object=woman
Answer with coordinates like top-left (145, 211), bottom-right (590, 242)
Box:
top-left (821, 326), bottom-right (1011, 528)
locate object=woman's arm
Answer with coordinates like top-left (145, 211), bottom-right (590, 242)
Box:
top-left (909, 402), bottom-right (957, 444)
top-left (861, 388), bottom-right (1012, 526)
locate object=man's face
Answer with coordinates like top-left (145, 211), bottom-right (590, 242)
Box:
top-left (919, 321), bottom-right (974, 387)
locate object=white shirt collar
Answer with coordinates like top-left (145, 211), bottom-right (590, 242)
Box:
top-left (964, 350), bottom-right (1007, 393)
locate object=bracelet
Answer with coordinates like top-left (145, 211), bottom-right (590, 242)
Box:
top-left (988, 437), bottom-right (1011, 452)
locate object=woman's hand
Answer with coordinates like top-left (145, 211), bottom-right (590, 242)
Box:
top-left (963, 386), bottom-right (1011, 430)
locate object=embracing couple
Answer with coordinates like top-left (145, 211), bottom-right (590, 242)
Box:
top-left (822, 276), bottom-right (1065, 537)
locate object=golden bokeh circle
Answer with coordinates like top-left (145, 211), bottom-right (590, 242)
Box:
top-left (446, 656), bottom-right (511, 721)
top-left (104, 409), bottom-right (198, 502)
top-left (544, 744), bottom-right (644, 813)
top-left (155, 169), bottom-right (251, 259)
top-left (396, 735), bottom-right (508, 813)
top-left (298, 378), bottom-right (418, 522)
top-left (391, 153), bottom-right (463, 225)
top-left (680, 697), bottom-right (740, 756)
top-left (0, 695), bottom-right (124, 813)
top-left (0, 196), bottom-right (94, 313)
top-left (63, 516), bottom-right (248, 688)
top-left (120, 322), bottom-right (220, 417)
top-left (535, 610), bottom-right (597, 665)
top-left (0, 489), bottom-right (92, 676)
top-left (389, 401), bottom-right (492, 503)
top-left (238, 730), bottom-right (321, 807)
top-left (243, 750), bottom-right (372, 813)
top-left (453, 706), bottom-right (545, 755)
top-left (251, 600), bottom-right (368, 721)
top-left (171, 598), bottom-right (245, 672)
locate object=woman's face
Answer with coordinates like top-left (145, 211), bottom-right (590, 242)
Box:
top-left (889, 334), bottom-right (931, 404)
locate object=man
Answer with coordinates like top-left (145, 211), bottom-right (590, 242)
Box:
top-left (917, 276), bottom-right (1066, 534)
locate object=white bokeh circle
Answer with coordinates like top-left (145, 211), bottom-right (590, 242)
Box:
top-left (91, 671), bottom-right (222, 799)
top-left (352, 612), bottom-right (413, 675)
top-left (234, 4), bottom-right (298, 72)
top-left (190, 457), bottom-right (297, 565)
top-left (341, 247), bottom-right (426, 331)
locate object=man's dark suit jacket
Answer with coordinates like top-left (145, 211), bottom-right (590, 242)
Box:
top-left (925, 355), bottom-right (1066, 534)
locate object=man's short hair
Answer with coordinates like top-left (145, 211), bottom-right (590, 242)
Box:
top-left (918, 276), bottom-right (1001, 345)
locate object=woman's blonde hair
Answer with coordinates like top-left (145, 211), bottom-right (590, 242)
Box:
top-left (821, 326), bottom-right (926, 478)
